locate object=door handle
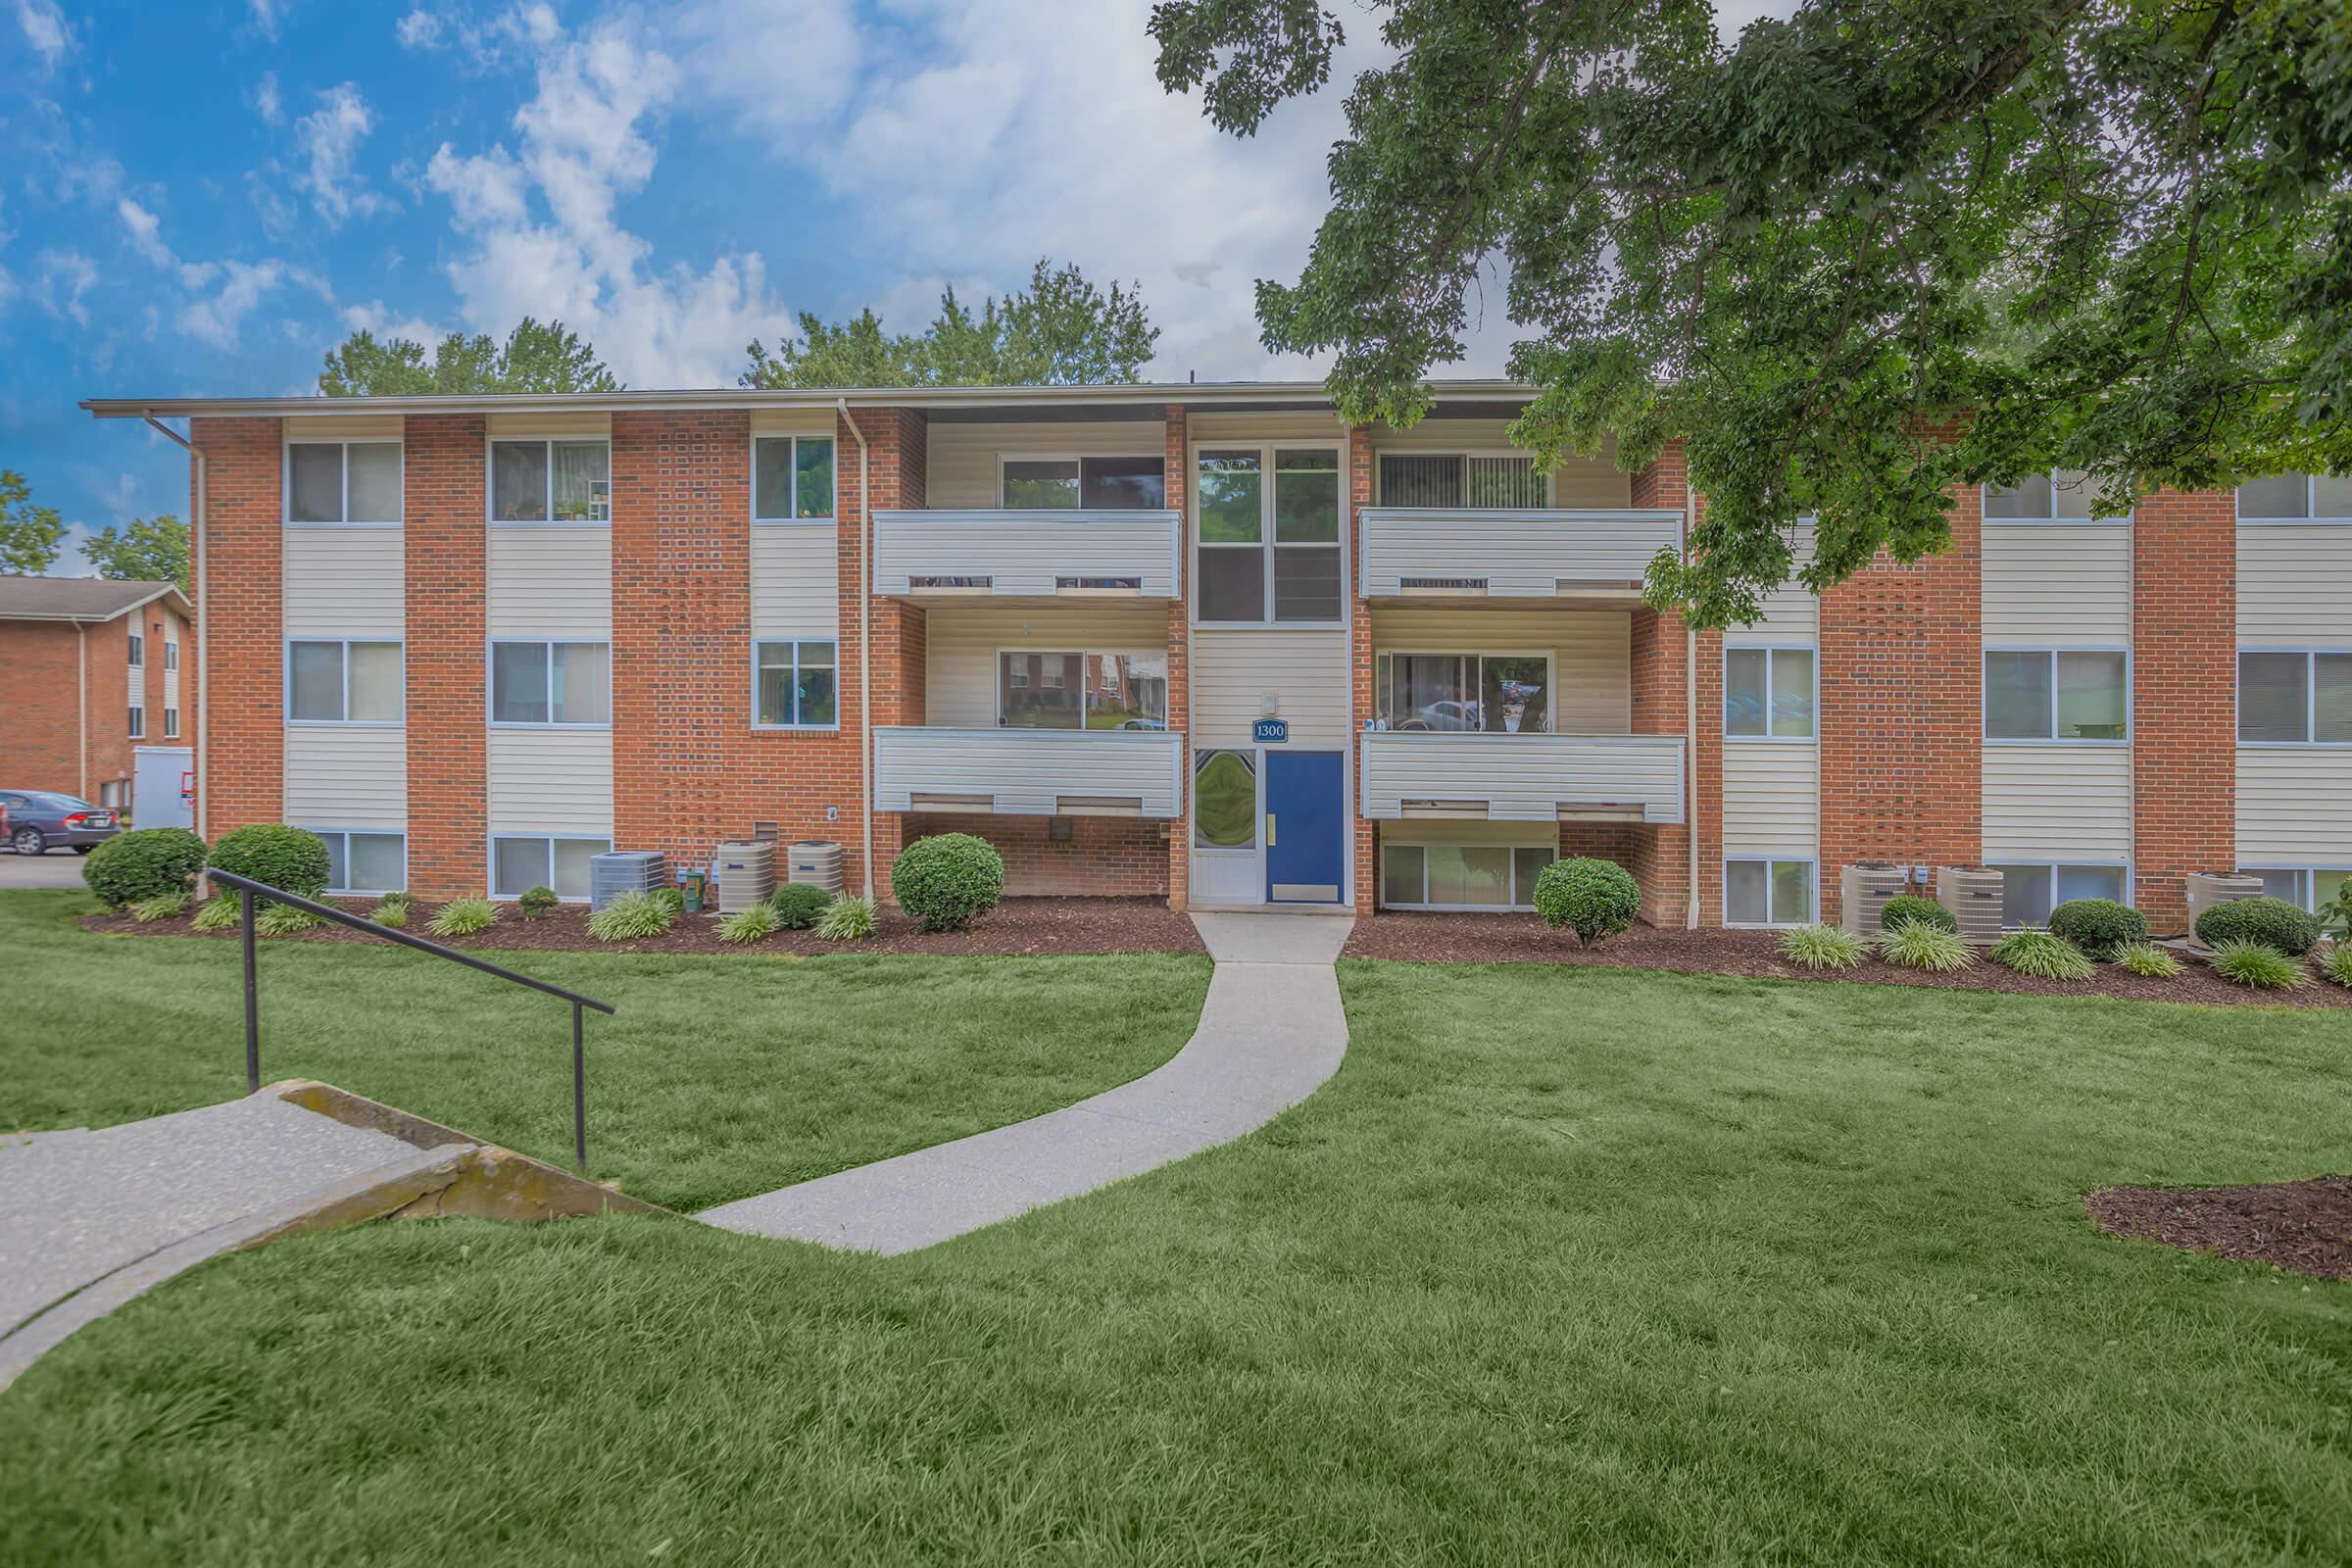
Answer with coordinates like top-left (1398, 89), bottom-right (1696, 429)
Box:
top-left (1265, 813), bottom-right (1276, 847)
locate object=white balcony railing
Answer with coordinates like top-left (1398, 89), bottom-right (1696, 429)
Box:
top-left (1358, 731), bottom-right (1686, 823)
top-left (1357, 508), bottom-right (1683, 599)
top-left (874, 726), bottom-right (1186, 817)
top-left (872, 510), bottom-right (1182, 599)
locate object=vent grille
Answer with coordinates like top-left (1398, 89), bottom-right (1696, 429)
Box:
top-left (1055, 575), bottom-right (1142, 591)
top-left (1399, 576), bottom-right (1489, 593)
top-left (907, 574), bottom-right (991, 590)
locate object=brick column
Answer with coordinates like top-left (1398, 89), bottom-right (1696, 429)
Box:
top-left (1626, 444), bottom-right (1695, 925)
top-left (853, 408), bottom-right (928, 906)
top-left (2132, 488), bottom-right (2236, 930)
top-left (403, 415), bottom-right (487, 896)
top-left (1348, 422), bottom-right (1377, 912)
top-left (192, 416), bottom-right (283, 841)
top-left (1165, 403), bottom-right (1193, 910)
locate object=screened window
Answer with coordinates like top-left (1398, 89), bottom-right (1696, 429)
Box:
top-left (755, 640), bottom-right (837, 727)
top-left (127, 706), bottom-right (144, 739)
top-left (164, 708), bottom-right (179, 737)
top-left (2239, 866), bottom-right (2352, 912)
top-left (491, 439), bottom-right (610, 523)
top-left (490, 641), bottom-right (610, 726)
top-left (1982, 468), bottom-right (2117, 521)
top-left (127, 631), bottom-right (144, 666)
top-left (307, 829), bottom-right (407, 894)
top-left (2235, 472), bottom-right (2352, 521)
top-left (491, 836), bottom-right (609, 901)
top-left (287, 640), bottom-right (403, 723)
top-left (1192, 750), bottom-right (1257, 850)
top-left (754, 435), bottom-right (834, 521)
top-left (2237, 652), bottom-right (2352, 744)
top-left (1984, 650), bottom-right (2128, 740)
top-left (288, 441), bottom-right (403, 524)
top-left (997, 651), bottom-right (1166, 729)
top-left (1725, 858), bottom-right (1814, 925)
top-left (1374, 653), bottom-right (1550, 733)
top-left (1000, 456), bottom-right (1165, 510)
top-left (1378, 453), bottom-right (1546, 508)
top-left (1993, 863), bottom-right (2127, 928)
top-left (1196, 447), bottom-right (1342, 623)
top-left (1724, 646), bottom-right (1815, 738)
top-left (164, 641), bottom-right (178, 671)
top-left (1380, 842), bottom-right (1555, 908)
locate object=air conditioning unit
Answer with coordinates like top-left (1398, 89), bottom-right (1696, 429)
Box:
top-left (2183, 872), bottom-right (2264, 942)
top-left (1935, 866), bottom-right (2005, 944)
top-left (587, 851), bottom-right (666, 911)
top-left (712, 841), bottom-right (777, 914)
top-left (1839, 863), bottom-right (1911, 937)
top-left (786, 840), bottom-right (845, 896)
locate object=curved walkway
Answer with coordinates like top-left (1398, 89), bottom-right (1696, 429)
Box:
top-left (699, 911), bottom-right (1351, 1254)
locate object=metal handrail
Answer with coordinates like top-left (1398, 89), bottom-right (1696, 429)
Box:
top-left (207, 870), bottom-right (614, 1172)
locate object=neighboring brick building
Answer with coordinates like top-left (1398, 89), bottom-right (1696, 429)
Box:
top-left (0, 575), bottom-right (193, 822)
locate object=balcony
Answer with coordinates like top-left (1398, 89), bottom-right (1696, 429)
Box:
top-left (1358, 731), bottom-right (1687, 823)
top-left (1357, 508), bottom-right (1684, 601)
top-left (874, 726), bottom-right (1187, 817)
top-left (872, 510), bottom-right (1182, 600)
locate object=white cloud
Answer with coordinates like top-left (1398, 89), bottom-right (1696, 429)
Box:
top-left (0, 264), bottom-right (18, 314)
top-left (179, 260), bottom-right (286, 348)
top-left (293, 83), bottom-right (391, 225)
top-left (339, 300), bottom-right (450, 346)
top-left (394, 9), bottom-right (441, 49)
top-left (14, 0), bottom-right (69, 71)
top-left (255, 71), bottom-right (283, 125)
top-left (116, 197), bottom-right (172, 268)
top-left (249, 0), bottom-right (284, 41)
top-left (666, 0), bottom-right (859, 139)
top-left (35, 249), bottom-right (98, 325)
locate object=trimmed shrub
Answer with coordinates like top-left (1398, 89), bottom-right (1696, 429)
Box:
top-left (191, 895), bottom-right (242, 932)
top-left (2208, 939), bottom-right (2307, 991)
top-left (427, 898), bottom-right (499, 938)
top-left (1877, 895), bottom-right (1957, 935)
top-left (1779, 923), bottom-right (1867, 970)
top-left (255, 903), bottom-right (323, 938)
top-left (376, 890), bottom-right (416, 912)
top-left (369, 899), bottom-right (410, 930)
top-left (717, 906), bottom-right (780, 945)
top-left (83, 827), bottom-right (206, 908)
top-left (2047, 899), bottom-right (2149, 960)
top-left (653, 885), bottom-right (687, 916)
top-left (816, 893), bottom-right (878, 942)
top-left (588, 891), bottom-right (671, 943)
top-left (130, 892), bottom-right (188, 923)
top-left (892, 833), bottom-right (1005, 932)
top-left (2115, 941), bottom-right (2182, 979)
top-left (517, 885), bottom-right (561, 921)
top-left (1532, 858), bottom-right (1642, 945)
top-left (1989, 928), bottom-right (2095, 981)
top-left (2194, 896), bottom-right (2321, 956)
top-left (2317, 944), bottom-right (2352, 990)
top-left (768, 883), bottom-right (831, 929)
top-left (207, 824), bottom-right (330, 903)
top-left (1879, 919), bottom-right (1973, 971)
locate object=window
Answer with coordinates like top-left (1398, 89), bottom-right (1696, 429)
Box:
top-left (127, 631), bottom-right (144, 666)
top-left (1984, 650), bottom-right (2128, 741)
top-left (2240, 866), bottom-right (2352, 913)
top-left (2237, 651), bottom-right (2352, 744)
top-left (287, 440), bottom-right (403, 524)
top-left (491, 836), bottom-right (609, 901)
top-left (1992, 863), bottom-right (2128, 928)
top-left (1000, 456), bottom-right (1165, 510)
top-left (1982, 468), bottom-right (2122, 521)
top-left (2235, 472), bottom-right (2352, 522)
top-left (1381, 842), bottom-right (1556, 908)
top-left (164, 640), bottom-right (178, 671)
top-left (1192, 750), bottom-right (1257, 850)
top-left (491, 439), bottom-right (610, 523)
top-left (490, 641), bottom-right (610, 726)
top-left (307, 830), bottom-right (407, 894)
top-left (997, 651), bottom-right (1167, 729)
top-left (1724, 646), bottom-right (1816, 739)
top-left (164, 707), bottom-right (179, 738)
top-left (754, 640), bottom-right (837, 727)
top-left (1374, 653), bottom-right (1550, 732)
top-left (754, 435), bottom-right (835, 521)
top-left (1725, 858), bottom-right (1815, 926)
top-left (1377, 453), bottom-right (1547, 509)
top-left (1195, 446), bottom-right (1343, 623)
top-left (128, 706), bottom-right (144, 739)
top-left (287, 640), bottom-right (404, 723)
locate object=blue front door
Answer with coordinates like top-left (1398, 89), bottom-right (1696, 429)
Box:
top-left (1264, 749), bottom-right (1346, 904)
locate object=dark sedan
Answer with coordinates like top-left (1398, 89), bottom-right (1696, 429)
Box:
top-left (0, 790), bottom-right (122, 855)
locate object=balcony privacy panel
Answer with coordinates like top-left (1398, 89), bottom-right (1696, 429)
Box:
top-left (1358, 731), bottom-right (1687, 822)
top-left (872, 510), bottom-right (1182, 598)
top-left (874, 727), bottom-right (1186, 816)
top-left (1358, 508), bottom-right (1684, 597)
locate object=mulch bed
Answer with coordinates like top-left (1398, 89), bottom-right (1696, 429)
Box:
top-left (2085, 1177), bottom-right (2352, 1281)
top-left (1342, 911), bottom-right (2352, 1008)
top-left (80, 896), bottom-right (1206, 958)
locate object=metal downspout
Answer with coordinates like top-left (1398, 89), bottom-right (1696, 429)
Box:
top-left (839, 400), bottom-right (873, 899)
top-left (76, 623), bottom-right (88, 801)
top-left (144, 416), bottom-right (206, 845)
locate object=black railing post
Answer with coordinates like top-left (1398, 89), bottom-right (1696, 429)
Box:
top-left (241, 885), bottom-right (259, 1094)
top-left (571, 1000), bottom-right (587, 1174)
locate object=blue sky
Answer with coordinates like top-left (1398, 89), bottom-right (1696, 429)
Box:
top-left (2, 0), bottom-right (1787, 571)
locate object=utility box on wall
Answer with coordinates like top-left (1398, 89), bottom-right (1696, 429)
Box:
top-left (1839, 863), bottom-right (1911, 938)
top-left (1935, 866), bottom-right (2005, 945)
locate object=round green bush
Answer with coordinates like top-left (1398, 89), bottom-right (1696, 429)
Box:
top-left (768, 883), bottom-right (832, 929)
top-left (2194, 896), bottom-right (2321, 956)
top-left (892, 832), bottom-right (1005, 932)
top-left (1877, 894), bottom-right (1958, 935)
top-left (207, 824), bottom-right (330, 901)
top-left (83, 826), bottom-right (206, 908)
top-left (1532, 857), bottom-right (1642, 945)
top-left (2046, 898), bottom-right (2148, 960)
top-left (517, 885), bottom-right (561, 920)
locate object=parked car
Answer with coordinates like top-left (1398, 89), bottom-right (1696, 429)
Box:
top-left (0, 790), bottom-right (122, 855)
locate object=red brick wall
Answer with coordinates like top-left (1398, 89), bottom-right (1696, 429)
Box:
top-left (1348, 423), bottom-right (1377, 911)
top-left (854, 408), bottom-right (930, 905)
top-left (903, 813), bottom-right (1169, 897)
top-left (2132, 487), bottom-right (2236, 929)
top-left (1165, 404), bottom-right (1193, 909)
top-left (0, 620), bottom-right (88, 798)
top-left (193, 416), bottom-right (283, 839)
top-left (402, 416), bottom-right (488, 894)
top-left (1627, 444), bottom-right (1696, 925)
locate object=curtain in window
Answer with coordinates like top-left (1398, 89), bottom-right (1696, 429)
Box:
top-left (1466, 456), bottom-right (1544, 508)
top-left (1379, 454), bottom-right (1461, 506)
top-left (551, 442), bottom-right (610, 521)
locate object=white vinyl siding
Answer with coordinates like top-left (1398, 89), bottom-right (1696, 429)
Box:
top-left (1371, 608), bottom-right (1630, 733)
top-left (486, 728), bottom-right (614, 838)
top-left (751, 523), bottom-right (840, 638)
top-left (926, 420), bottom-right (1165, 509)
top-left (1188, 411), bottom-right (1348, 444)
top-left (1192, 627), bottom-right (1351, 748)
top-left (282, 528), bottom-right (406, 639)
top-left (487, 528), bottom-right (611, 637)
top-left (1745, 523), bottom-right (1819, 641)
top-left (1721, 743), bottom-right (1818, 856)
top-left (1981, 746), bottom-right (2134, 860)
top-left (922, 604), bottom-right (1171, 728)
top-left (2237, 522), bottom-right (2352, 644)
top-left (485, 412), bottom-right (610, 438)
top-left (1982, 525), bottom-right (2132, 643)
top-left (283, 726), bottom-right (407, 831)
top-left (2236, 750), bottom-right (2352, 863)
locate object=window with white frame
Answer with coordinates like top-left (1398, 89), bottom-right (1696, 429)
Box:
top-left (127, 706), bottom-right (144, 739)
top-left (491, 835), bottom-right (609, 901)
top-left (2239, 866), bottom-right (2352, 913)
top-left (1724, 646), bottom-right (1815, 738)
top-left (1982, 468), bottom-right (2124, 521)
top-left (164, 640), bottom-right (178, 671)
top-left (1195, 447), bottom-right (1342, 623)
top-left (753, 435), bottom-right (835, 521)
top-left (1374, 652), bottom-right (1550, 732)
top-left (2234, 471), bottom-right (2352, 522)
top-left (1377, 453), bottom-right (1547, 509)
top-left (1991, 862), bottom-right (2128, 928)
top-left (490, 439), bottom-right (610, 523)
top-left (490, 641), bottom-right (610, 726)
top-left (2237, 651), bottom-right (2352, 745)
top-left (754, 640), bottom-right (838, 727)
top-left (996, 651), bottom-right (1167, 730)
top-left (306, 829), bottom-right (407, 894)
top-left (164, 707), bottom-right (179, 737)
top-left (288, 440), bottom-right (403, 525)
top-left (1381, 841), bottom-right (1555, 908)
top-left (127, 631), bottom-right (144, 666)
top-left (1984, 650), bottom-right (2129, 741)
top-left (1725, 858), bottom-right (1814, 925)
top-left (287, 640), bottom-right (404, 723)
top-left (1001, 456), bottom-right (1165, 510)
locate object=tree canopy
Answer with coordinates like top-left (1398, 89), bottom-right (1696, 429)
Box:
top-left (0, 470), bottom-right (64, 576)
top-left (319, 317), bottom-right (620, 396)
top-left (741, 260), bottom-right (1158, 388)
top-left (82, 513), bottom-right (190, 595)
top-left (1152, 0), bottom-right (2352, 624)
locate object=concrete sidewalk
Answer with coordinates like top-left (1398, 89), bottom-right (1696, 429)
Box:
top-left (699, 910), bottom-right (1351, 1254)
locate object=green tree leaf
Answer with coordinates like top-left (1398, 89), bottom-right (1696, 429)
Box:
top-left (81, 514), bottom-right (190, 595)
top-left (0, 469), bottom-right (65, 576)
top-left (319, 318), bottom-right (620, 395)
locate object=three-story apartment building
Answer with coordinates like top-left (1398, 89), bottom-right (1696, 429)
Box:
top-left (82, 382), bottom-right (2351, 929)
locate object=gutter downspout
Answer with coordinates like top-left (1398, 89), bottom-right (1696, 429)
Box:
top-left (839, 399), bottom-right (873, 899)
top-left (1685, 485), bottom-right (1700, 929)
top-left (76, 623), bottom-right (88, 801)
top-left (144, 416), bottom-right (205, 846)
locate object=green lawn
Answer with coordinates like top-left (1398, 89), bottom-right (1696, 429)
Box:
top-left (0, 890), bottom-right (1207, 1209)
top-left (5, 947), bottom-right (2349, 1562)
